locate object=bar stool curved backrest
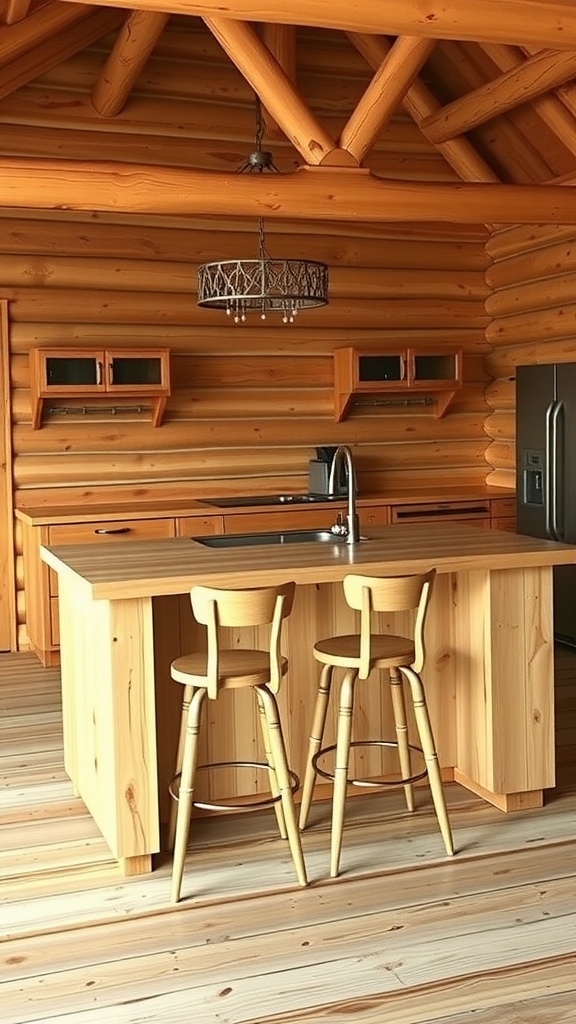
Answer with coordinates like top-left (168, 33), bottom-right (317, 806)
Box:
top-left (343, 570), bottom-right (433, 680)
top-left (169, 581), bottom-right (307, 902)
top-left (190, 581), bottom-right (294, 697)
top-left (299, 568), bottom-right (454, 878)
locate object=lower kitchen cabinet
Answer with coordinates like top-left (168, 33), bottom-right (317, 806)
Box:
top-left (490, 497), bottom-right (517, 532)
top-left (20, 514), bottom-right (176, 665)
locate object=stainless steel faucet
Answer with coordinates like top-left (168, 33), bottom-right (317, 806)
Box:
top-left (329, 445), bottom-right (360, 544)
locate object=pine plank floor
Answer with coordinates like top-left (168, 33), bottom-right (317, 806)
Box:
top-left (1, 648), bottom-right (575, 1024)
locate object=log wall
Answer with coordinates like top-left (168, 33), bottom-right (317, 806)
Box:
top-left (484, 223), bottom-right (576, 487)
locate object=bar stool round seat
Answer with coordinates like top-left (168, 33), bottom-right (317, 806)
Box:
top-left (299, 569), bottom-right (455, 878)
top-left (168, 581), bottom-right (308, 903)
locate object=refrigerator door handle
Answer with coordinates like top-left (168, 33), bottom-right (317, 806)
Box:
top-left (545, 401), bottom-right (556, 539)
top-left (546, 399), bottom-right (563, 541)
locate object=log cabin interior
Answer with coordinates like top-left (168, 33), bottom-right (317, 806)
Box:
top-left (2, 2), bottom-right (576, 1022)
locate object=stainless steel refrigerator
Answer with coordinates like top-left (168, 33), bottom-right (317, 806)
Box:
top-left (516, 362), bottom-right (576, 646)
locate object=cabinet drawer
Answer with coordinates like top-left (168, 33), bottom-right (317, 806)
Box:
top-left (177, 516), bottom-right (224, 537)
top-left (48, 518), bottom-right (175, 595)
top-left (391, 501), bottom-right (490, 524)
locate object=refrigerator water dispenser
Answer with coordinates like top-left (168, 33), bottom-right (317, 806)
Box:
top-left (521, 450), bottom-right (544, 506)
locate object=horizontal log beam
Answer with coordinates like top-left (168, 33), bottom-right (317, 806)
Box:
top-left (55, 0), bottom-right (576, 50)
top-left (3, 158), bottom-right (576, 222)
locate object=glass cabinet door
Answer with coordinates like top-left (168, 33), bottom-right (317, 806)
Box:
top-left (40, 351), bottom-right (105, 393)
top-left (106, 350), bottom-right (170, 393)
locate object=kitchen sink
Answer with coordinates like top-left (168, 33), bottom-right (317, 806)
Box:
top-left (197, 494), bottom-right (341, 507)
top-left (192, 529), bottom-right (348, 547)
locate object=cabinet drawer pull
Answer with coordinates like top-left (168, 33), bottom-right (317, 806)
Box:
top-left (94, 527), bottom-right (131, 535)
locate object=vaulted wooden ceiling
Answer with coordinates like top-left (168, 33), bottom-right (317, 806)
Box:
top-left (3, 0), bottom-right (576, 222)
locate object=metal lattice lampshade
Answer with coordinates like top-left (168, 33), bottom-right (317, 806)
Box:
top-left (197, 253), bottom-right (329, 324)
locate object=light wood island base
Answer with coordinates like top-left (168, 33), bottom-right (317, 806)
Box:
top-left (42, 523), bottom-right (574, 876)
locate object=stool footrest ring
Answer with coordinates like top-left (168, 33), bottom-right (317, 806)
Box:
top-left (312, 740), bottom-right (428, 789)
top-left (169, 759), bottom-right (300, 813)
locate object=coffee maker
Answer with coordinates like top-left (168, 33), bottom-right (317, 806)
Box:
top-left (308, 446), bottom-right (349, 497)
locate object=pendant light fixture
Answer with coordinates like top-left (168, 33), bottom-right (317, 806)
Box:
top-left (197, 99), bottom-right (329, 324)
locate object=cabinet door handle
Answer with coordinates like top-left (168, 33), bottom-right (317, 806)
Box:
top-left (108, 361), bottom-right (114, 384)
top-left (96, 360), bottom-right (103, 385)
top-left (399, 355), bottom-right (406, 381)
top-left (94, 527), bottom-right (131, 535)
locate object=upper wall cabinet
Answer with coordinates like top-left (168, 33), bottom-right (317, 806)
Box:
top-left (29, 348), bottom-right (171, 428)
top-left (333, 346), bottom-right (463, 421)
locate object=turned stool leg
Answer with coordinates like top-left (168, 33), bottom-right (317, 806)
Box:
top-left (171, 688), bottom-right (206, 903)
top-left (389, 667), bottom-right (415, 812)
top-left (258, 686), bottom-right (308, 887)
top-left (330, 669), bottom-right (358, 878)
top-left (256, 690), bottom-right (287, 839)
top-left (299, 664), bottom-right (334, 830)
top-left (403, 666), bottom-right (454, 856)
top-left (167, 684), bottom-right (195, 851)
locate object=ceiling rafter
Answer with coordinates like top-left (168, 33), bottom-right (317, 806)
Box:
top-left (339, 36), bottom-right (436, 165)
top-left (260, 23), bottom-right (296, 139)
top-left (3, 158), bottom-right (576, 222)
top-left (203, 15), bottom-right (354, 166)
top-left (479, 42), bottom-right (576, 162)
top-left (422, 47), bottom-right (576, 142)
top-left (53, 0), bottom-right (576, 51)
top-left (348, 33), bottom-right (499, 183)
top-left (91, 10), bottom-right (170, 117)
top-left (0, 7), bottom-right (125, 102)
top-left (0, 1), bottom-right (97, 66)
top-left (3, 0), bottom-right (32, 25)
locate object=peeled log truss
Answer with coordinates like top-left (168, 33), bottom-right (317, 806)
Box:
top-left (3, 1), bottom-right (576, 219)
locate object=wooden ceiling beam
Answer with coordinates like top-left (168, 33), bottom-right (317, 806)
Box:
top-left (3, 0), bottom-right (32, 25)
top-left (0, 8), bottom-right (125, 101)
top-left (203, 15), bottom-right (349, 166)
top-left (422, 48), bottom-right (576, 142)
top-left (260, 23), bottom-right (296, 81)
top-left (2, 157), bottom-right (576, 222)
top-left (339, 36), bottom-right (436, 164)
top-left (259, 23), bottom-right (296, 139)
top-left (479, 42), bottom-right (576, 160)
top-left (55, 0), bottom-right (576, 51)
top-left (0, 1), bottom-right (94, 66)
top-left (91, 10), bottom-right (170, 117)
top-left (348, 33), bottom-right (499, 183)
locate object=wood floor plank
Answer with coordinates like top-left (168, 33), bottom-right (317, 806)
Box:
top-left (0, 649), bottom-right (575, 1024)
top-left (4, 874), bottom-right (576, 1023)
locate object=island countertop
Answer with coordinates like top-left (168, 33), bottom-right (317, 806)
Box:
top-left (41, 521), bottom-right (575, 601)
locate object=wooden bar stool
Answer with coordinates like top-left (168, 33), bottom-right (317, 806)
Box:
top-left (168, 581), bottom-right (308, 903)
top-left (299, 569), bottom-right (454, 877)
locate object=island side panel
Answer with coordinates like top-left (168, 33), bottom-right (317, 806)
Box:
top-left (58, 582), bottom-right (160, 863)
top-left (453, 566), bottom-right (555, 802)
top-left (490, 565), bottom-right (555, 793)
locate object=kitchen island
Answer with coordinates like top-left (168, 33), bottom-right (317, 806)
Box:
top-left (41, 523), bottom-right (575, 875)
